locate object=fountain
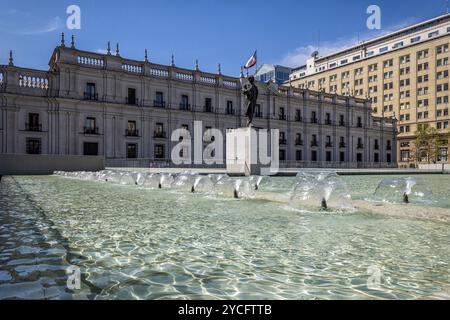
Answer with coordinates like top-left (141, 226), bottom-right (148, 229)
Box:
top-left (192, 176), bottom-right (215, 194)
top-left (373, 177), bottom-right (433, 204)
top-left (289, 171), bottom-right (353, 210)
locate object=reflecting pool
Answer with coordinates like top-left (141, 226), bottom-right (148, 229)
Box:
top-left (0, 174), bottom-right (449, 300)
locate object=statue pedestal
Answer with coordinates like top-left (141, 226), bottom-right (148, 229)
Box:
top-left (226, 127), bottom-right (279, 176)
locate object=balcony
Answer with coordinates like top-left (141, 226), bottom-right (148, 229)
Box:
top-left (295, 116), bottom-right (303, 122)
top-left (204, 106), bottom-right (213, 113)
top-left (226, 109), bottom-right (235, 115)
top-left (357, 143), bottom-right (364, 149)
top-left (154, 131), bottom-right (167, 139)
top-left (84, 127), bottom-right (99, 135)
top-left (295, 139), bottom-right (303, 146)
top-left (125, 129), bottom-right (139, 137)
top-left (25, 123), bottom-right (42, 132)
top-left (311, 118), bottom-right (318, 124)
top-left (386, 145), bottom-right (392, 151)
top-left (179, 103), bottom-right (191, 111)
top-left (279, 114), bottom-right (287, 121)
top-left (279, 139), bottom-right (287, 145)
top-left (126, 97), bottom-right (139, 106)
top-left (311, 141), bottom-right (319, 147)
top-left (339, 142), bottom-right (346, 148)
top-left (356, 122), bottom-right (363, 128)
top-left (326, 142), bottom-right (333, 148)
top-left (153, 100), bottom-right (166, 108)
top-left (255, 111), bottom-right (263, 118)
top-left (339, 121), bottom-right (346, 127)
top-left (374, 145), bottom-right (380, 150)
top-left (325, 119), bottom-right (333, 125)
top-left (84, 92), bottom-right (98, 101)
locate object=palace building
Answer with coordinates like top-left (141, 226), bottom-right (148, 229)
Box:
top-left (0, 35), bottom-right (396, 169)
top-left (289, 13), bottom-right (450, 166)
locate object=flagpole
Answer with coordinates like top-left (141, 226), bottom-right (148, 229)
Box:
top-left (254, 50), bottom-right (257, 77)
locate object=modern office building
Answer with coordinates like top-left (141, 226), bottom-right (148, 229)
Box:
top-left (289, 14), bottom-right (450, 166)
top-left (0, 35), bottom-right (397, 169)
top-left (255, 64), bottom-right (292, 85)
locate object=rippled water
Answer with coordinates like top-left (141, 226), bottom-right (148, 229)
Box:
top-left (0, 175), bottom-right (449, 300)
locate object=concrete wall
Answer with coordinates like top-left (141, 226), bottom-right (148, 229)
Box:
top-left (0, 154), bottom-right (104, 175)
top-left (418, 163), bottom-right (450, 171)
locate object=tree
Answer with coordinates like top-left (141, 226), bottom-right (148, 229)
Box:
top-left (412, 125), bottom-right (448, 164)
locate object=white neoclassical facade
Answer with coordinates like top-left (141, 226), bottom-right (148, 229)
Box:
top-left (0, 36), bottom-right (397, 169)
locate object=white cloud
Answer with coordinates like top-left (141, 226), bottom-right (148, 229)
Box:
top-left (0, 9), bottom-right (62, 35)
top-left (278, 17), bottom-right (420, 68)
top-left (95, 49), bottom-right (109, 54)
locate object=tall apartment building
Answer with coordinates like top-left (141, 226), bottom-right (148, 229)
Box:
top-left (0, 35), bottom-right (396, 169)
top-left (289, 14), bottom-right (450, 166)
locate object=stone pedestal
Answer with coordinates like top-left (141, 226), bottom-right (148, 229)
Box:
top-left (226, 127), bottom-right (279, 176)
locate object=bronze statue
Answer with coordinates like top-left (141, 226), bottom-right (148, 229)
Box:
top-left (242, 76), bottom-right (258, 127)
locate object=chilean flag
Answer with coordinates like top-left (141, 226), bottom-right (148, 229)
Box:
top-left (244, 50), bottom-right (257, 69)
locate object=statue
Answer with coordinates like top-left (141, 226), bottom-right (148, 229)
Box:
top-left (242, 76), bottom-right (258, 127)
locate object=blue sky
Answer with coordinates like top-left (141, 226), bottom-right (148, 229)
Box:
top-left (0, 0), bottom-right (448, 76)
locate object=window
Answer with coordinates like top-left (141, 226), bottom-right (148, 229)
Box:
top-left (437, 83), bottom-right (449, 92)
top-left (437, 96), bottom-right (449, 104)
top-left (26, 138), bottom-right (41, 154)
top-left (180, 95), bottom-right (190, 110)
top-left (205, 98), bottom-right (212, 112)
top-left (401, 151), bottom-right (410, 162)
top-left (368, 64), bottom-right (378, 72)
top-left (154, 123), bottom-right (165, 138)
top-left (295, 109), bottom-right (302, 122)
top-left (296, 150), bottom-right (302, 161)
top-left (84, 83), bottom-right (97, 100)
top-left (127, 144), bottom-right (138, 159)
top-left (437, 58), bottom-right (449, 67)
top-left (374, 153), bottom-right (380, 163)
top-left (339, 152), bottom-right (345, 162)
top-left (437, 70), bottom-right (449, 79)
top-left (393, 42), bottom-right (404, 49)
top-left (279, 149), bottom-right (286, 161)
top-left (311, 150), bottom-right (318, 162)
top-left (428, 31), bottom-right (439, 38)
top-left (400, 54), bottom-right (410, 64)
top-left (437, 44), bottom-right (449, 54)
top-left (83, 142), bottom-right (98, 156)
top-left (154, 91), bottom-right (165, 108)
top-left (383, 59), bottom-right (393, 68)
top-left (255, 104), bottom-right (262, 118)
top-left (26, 113), bottom-right (41, 132)
top-left (127, 88), bottom-right (137, 105)
top-left (411, 36), bottom-right (421, 43)
top-left (154, 144), bottom-right (165, 159)
top-left (417, 50), bottom-right (429, 59)
top-left (126, 121), bottom-right (138, 136)
top-left (279, 107), bottom-right (286, 120)
top-left (379, 46), bottom-right (388, 53)
top-left (311, 111), bottom-right (317, 123)
top-left (226, 101), bottom-right (234, 115)
top-left (311, 134), bottom-right (318, 147)
top-left (84, 117), bottom-right (98, 134)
